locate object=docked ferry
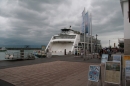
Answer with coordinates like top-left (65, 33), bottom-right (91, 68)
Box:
top-left (45, 26), bottom-right (102, 55)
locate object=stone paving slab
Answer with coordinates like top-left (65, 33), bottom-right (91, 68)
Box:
top-left (0, 56), bottom-right (129, 86)
top-left (0, 61), bottom-right (100, 86)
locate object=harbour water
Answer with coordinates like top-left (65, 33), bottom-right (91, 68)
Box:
top-left (0, 50), bottom-right (35, 61)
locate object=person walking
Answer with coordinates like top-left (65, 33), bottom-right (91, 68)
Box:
top-left (81, 49), bottom-right (83, 58)
top-left (99, 49), bottom-right (103, 58)
top-left (107, 48), bottom-right (111, 61)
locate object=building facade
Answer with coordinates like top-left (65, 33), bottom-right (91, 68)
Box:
top-left (120, 0), bottom-right (130, 55)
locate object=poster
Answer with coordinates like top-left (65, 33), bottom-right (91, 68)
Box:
top-left (105, 61), bottom-right (121, 84)
top-left (123, 55), bottom-right (130, 68)
top-left (113, 55), bottom-right (121, 62)
top-left (88, 65), bottom-right (100, 82)
top-left (125, 60), bottom-right (130, 80)
top-left (101, 54), bottom-right (108, 63)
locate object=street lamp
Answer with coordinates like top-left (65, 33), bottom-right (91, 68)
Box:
top-left (109, 40), bottom-right (110, 47)
top-left (96, 34), bottom-right (98, 53)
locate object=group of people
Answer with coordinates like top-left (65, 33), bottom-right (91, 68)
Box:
top-left (75, 49), bottom-right (84, 56)
top-left (98, 48), bottom-right (122, 58)
top-left (98, 48), bottom-right (111, 59)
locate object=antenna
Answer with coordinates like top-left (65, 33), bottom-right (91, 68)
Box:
top-left (69, 25), bottom-right (72, 29)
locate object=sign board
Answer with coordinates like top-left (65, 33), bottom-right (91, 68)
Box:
top-left (125, 60), bottom-right (130, 80)
top-left (123, 55), bottom-right (130, 68)
top-left (88, 65), bottom-right (100, 82)
top-left (101, 54), bottom-right (108, 63)
top-left (105, 61), bottom-right (121, 84)
top-left (113, 55), bottom-right (121, 62)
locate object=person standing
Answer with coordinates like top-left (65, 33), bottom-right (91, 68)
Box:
top-left (81, 49), bottom-right (83, 58)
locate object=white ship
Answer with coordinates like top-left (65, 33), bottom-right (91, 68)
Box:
top-left (45, 26), bottom-right (101, 56)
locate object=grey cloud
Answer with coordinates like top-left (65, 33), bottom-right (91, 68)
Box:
top-left (90, 0), bottom-right (123, 35)
top-left (0, 0), bottom-right (124, 47)
top-left (18, 0), bottom-right (70, 12)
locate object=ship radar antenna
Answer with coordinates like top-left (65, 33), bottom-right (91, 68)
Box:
top-left (69, 25), bottom-right (72, 29)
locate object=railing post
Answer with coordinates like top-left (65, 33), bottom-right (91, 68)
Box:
top-left (20, 49), bottom-right (24, 59)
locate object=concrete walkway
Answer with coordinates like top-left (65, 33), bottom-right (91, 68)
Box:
top-left (0, 54), bottom-right (129, 86)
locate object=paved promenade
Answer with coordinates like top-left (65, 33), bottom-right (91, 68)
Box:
top-left (0, 55), bottom-right (129, 86)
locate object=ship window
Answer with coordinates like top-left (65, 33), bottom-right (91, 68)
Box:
top-left (54, 35), bottom-right (76, 39)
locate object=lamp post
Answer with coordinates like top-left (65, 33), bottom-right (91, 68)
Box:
top-left (96, 34), bottom-right (98, 53)
top-left (128, 0), bottom-right (130, 23)
top-left (109, 40), bottom-right (110, 47)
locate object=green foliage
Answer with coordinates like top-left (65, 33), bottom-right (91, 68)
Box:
top-left (118, 43), bottom-right (124, 48)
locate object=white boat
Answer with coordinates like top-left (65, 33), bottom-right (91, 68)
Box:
top-left (0, 47), bottom-right (7, 52)
top-left (45, 26), bottom-right (102, 55)
top-left (33, 50), bottom-right (46, 58)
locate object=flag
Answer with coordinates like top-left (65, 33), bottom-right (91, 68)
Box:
top-left (89, 13), bottom-right (92, 35)
top-left (85, 12), bottom-right (89, 33)
top-left (82, 8), bottom-right (85, 33)
top-left (81, 8), bottom-right (91, 34)
top-left (85, 12), bottom-right (90, 34)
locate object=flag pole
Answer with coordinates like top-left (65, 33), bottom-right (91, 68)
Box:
top-left (90, 13), bottom-right (93, 53)
top-left (87, 12), bottom-right (89, 55)
top-left (84, 27), bottom-right (86, 60)
top-left (83, 8), bottom-right (86, 60)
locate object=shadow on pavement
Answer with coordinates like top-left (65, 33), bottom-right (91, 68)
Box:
top-left (0, 79), bottom-right (14, 86)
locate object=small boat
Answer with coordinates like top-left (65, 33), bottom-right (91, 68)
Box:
top-left (33, 50), bottom-right (46, 58)
top-left (0, 47), bottom-right (7, 52)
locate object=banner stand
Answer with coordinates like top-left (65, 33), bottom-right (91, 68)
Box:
top-left (125, 60), bottom-right (130, 86)
top-left (87, 65), bottom-right (102, 86)
top-left (101, 54), bottom-right (108, 64)
top-left (103, 61), bottom-right (121, 86)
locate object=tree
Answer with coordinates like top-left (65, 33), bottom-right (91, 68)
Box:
top-left (118, 43), bottom-right (124, 48)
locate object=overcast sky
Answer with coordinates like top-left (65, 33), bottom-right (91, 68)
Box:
top-left (0, 0), bottom-right (123, 47)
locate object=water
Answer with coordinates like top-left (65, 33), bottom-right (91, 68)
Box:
top-left (0, 50), bottom-right (35, 61)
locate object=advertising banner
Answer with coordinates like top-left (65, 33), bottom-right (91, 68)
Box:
top-left (113, 55), bottom-right (121, 62)
top-left (88, 65), bottom-right (100, 82)
top-left (125, 60), bottom-right (130, 80)
top-left (85, 13), bottom-right (89, 33)
top-left (101, 54), bottom-right (108, 63)
top-left (123, 55), bottom-right (130, 68)
top-left (105, 61), bottom-right (121, 84)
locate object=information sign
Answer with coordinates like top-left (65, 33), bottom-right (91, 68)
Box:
top-left (113, 55), bottom-right (121, 62)
top-left (125, 60), bottom-right (130, 80)
top-left (101, 54), bottom-right (108, 63)
top-left (88, 65), bottom-right (100, 82)
top-left (105, 61), bottom-right (121, 84)
top-left (123, 55), bottom-right (130, 68)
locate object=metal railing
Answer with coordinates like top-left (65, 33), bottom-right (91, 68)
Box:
top-left (5, 52), bottom-right (35, 60)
